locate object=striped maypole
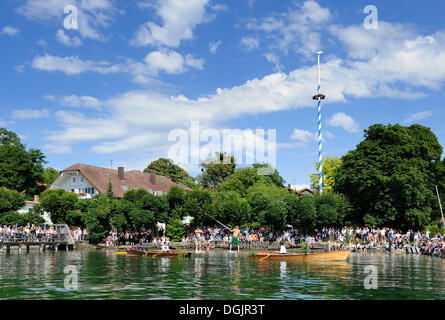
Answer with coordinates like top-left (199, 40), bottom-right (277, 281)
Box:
top-left (313, 51), bottom-right (326, 194)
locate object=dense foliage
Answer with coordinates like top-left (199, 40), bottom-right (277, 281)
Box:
top-left (0, 128), bottom-right (46, 196)
top-left (309, 156), bottom-right (342, 192)
top-left (144, 158), bottom-right (196, 187)
top-left (334, 124), bottom-right (443, 230)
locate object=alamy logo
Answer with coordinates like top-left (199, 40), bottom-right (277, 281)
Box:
top-left (64, 5), bottom-right (79, 30)
top-left (363, 5), bottom-right (378, 30)
top-left (64, 265), bottom-right (79, 290)
top-left (364, 265), bottom-right (378, 289)
top-left (168, 121), bottom-right (276, 175)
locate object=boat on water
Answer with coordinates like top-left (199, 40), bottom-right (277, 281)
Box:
top-left (118, 247), bottom-right (192, 258)
top-left (248, 250), bottom-right (351, 262)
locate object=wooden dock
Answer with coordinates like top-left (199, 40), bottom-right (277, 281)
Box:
top-left (0, 224), bottom-right (75, 252)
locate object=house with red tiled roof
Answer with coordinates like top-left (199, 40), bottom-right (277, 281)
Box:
top-left (284, 184), bottom-right (314, 196)
top-left (50, 163), bottom-right (191, 199)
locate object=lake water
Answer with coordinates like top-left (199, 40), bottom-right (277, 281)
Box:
top-left (0, 250), bottom-right (443, 299)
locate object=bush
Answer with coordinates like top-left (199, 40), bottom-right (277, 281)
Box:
top-left (0, 211), bottom-right (26, 226)
top-left (0, 187), bottom-right (25, 214)
top-left (40, 189), bottom-right (78, 224)
top-left (166, 218), bottom-right (186, 242)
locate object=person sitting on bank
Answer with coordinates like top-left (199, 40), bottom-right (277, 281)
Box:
top-left (229, 226), bottom-right (241, 252)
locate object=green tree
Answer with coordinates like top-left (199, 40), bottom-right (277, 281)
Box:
top-left (140, 193), bottom-right (169, 223)
top-left (334, 124), bottom-right (442, 230)
top-left (110, 213), bottom-right (129, 232)
top-left (42, 167), bottom-right (59, 186)
top-left (166, 186), bottom-right (186, 212)
top-left (23, 211), bottom-right (46, 226)
top-left (166, 218), bottom-right (187, 242)
top-left (197, 152), bottom-right (236, 187)
top-left (81, 195), bottom-right (112, 244)
top-left (314, 193), bottom-right (350, 228)
top-left (258, 199), bottom-right (287, 231)
top-left (309, 156), bottom-right (342, 193)
top-left (184, 189), bottom-right (215, 226)
top-left (66, 210), bottom-right (85, 228)
top-left (106, 180), bottom-right (115, 200)
top-left (218, 166), bottom-right (286, 197)
top-left (122, 188), bottom-right (150, 206)
top-left (0, 187), bottom-right (25, 214)
top-left (144, 158), bottom-right (193, 184)
top-left (129, 208), bottom-right (156, 232)
top-left (0, 212), bottom-right (26, 226)
top-left (0, 128), bottom-right (46, 196)
top-left (40, 189), bottom-right (78, 224)
top-left (214, 191), bottom-right (250, 227)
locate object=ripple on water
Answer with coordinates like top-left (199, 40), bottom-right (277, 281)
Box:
top-left (1, 251), bottom-right (444, 299)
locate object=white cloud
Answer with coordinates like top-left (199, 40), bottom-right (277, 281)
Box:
top-left (12, 108), bottom-right (50, 120)
top-left (240, 37), bottom-right (259, 51)
top-left (32, 54), bottom-right (122, 75)
top-left (1, 25), bottom-right (20, 37)
top-left (44, 94), bottom-right (56, 101)
top-left (15, 65), bottom-right (25, 73)
top-left (56, 29), bottom-right (82, 47)
top-left (44, 144), bottom-right (73, 154)
top-left (61, 95), bottom-right (102, 108)
top-left (327, 112), bottom-right (359, 133)
top-left (403, 110), bottom-right (433, 124)
top-left (264, 53), bottom-right (282, 72)
top-left (31, 51), bottom-right (203, 80)
top-left (16, 0), bottom-right (115, 41)
top-left (0, 118), bottom-right (14, 127)
top-left (130, 0), bottom-right (211, 48)
top-left (247, 0), bottom-right (332, 60)
top-left (37, 39), bottom-right (48, 47)
top-left (210, 4), bottom-right (227, 11)
top-left (145, 50), bottom-right (204, 75)
top-left (291, 129), bottom-right (316, 142)
top-left (209, 40), bottom-right (222, 54)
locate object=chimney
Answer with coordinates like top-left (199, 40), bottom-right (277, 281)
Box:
top-left (118, 167), bottom-right (125, 180)
top-left (150, 169), bottom-right (157, 185)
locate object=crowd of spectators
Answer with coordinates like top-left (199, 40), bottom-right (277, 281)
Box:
top-left (2, 223), bottom-right (444, 257)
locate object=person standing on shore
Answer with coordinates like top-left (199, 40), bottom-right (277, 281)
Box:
top-left (195, 227), bottom-right (203, 253)
top-left (229, 226), bottom-right (241, 252)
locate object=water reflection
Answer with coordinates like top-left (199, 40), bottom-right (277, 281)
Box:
top-left (0, 251), bottom-right (443, 299)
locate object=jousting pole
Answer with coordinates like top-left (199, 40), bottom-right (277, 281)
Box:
top-left (313, 51), bottom-right (326, 194)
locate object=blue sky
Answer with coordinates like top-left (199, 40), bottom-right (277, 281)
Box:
top-left (0, 0), bottom-right (444, 188)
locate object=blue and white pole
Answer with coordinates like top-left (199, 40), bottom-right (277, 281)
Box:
top-left (315, 51), bottom-right (324, 194)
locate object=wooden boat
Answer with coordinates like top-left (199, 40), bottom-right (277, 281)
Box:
top-left (249, 250), bottom-right (351, 262)
top-left (145, 251), bottom-right (190, 257)
top-left (125, 247), bottom-right (149, 256)
top-left (125, 247), bottom-right (192, 258)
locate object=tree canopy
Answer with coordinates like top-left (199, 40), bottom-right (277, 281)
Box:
top-left (144, 158), bottom-right (195, 187)
top-left (309, 155), bottom-right (342, 192)
top-left (197, 152), bottom-right (236, 187)
top-left (334, 124), bottom-right (443, 230)
top-left (0, 128), bottom-right (46, 196)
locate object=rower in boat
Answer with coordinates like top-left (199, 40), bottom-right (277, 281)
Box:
top-left (161, 235), bottom-right (170, 252)
top-left (279, 238), bottom-right (287, 254)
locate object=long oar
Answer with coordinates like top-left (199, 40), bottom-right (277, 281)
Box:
top-left (259, 251), bottom-right (280, 261)
top-left (204, 212), bottom-right (228, 228)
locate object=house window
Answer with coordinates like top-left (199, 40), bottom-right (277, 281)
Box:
top-left (73, 177), bottom-right (76, 183)
top-left (81, 177), bottom-right (85, 182)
